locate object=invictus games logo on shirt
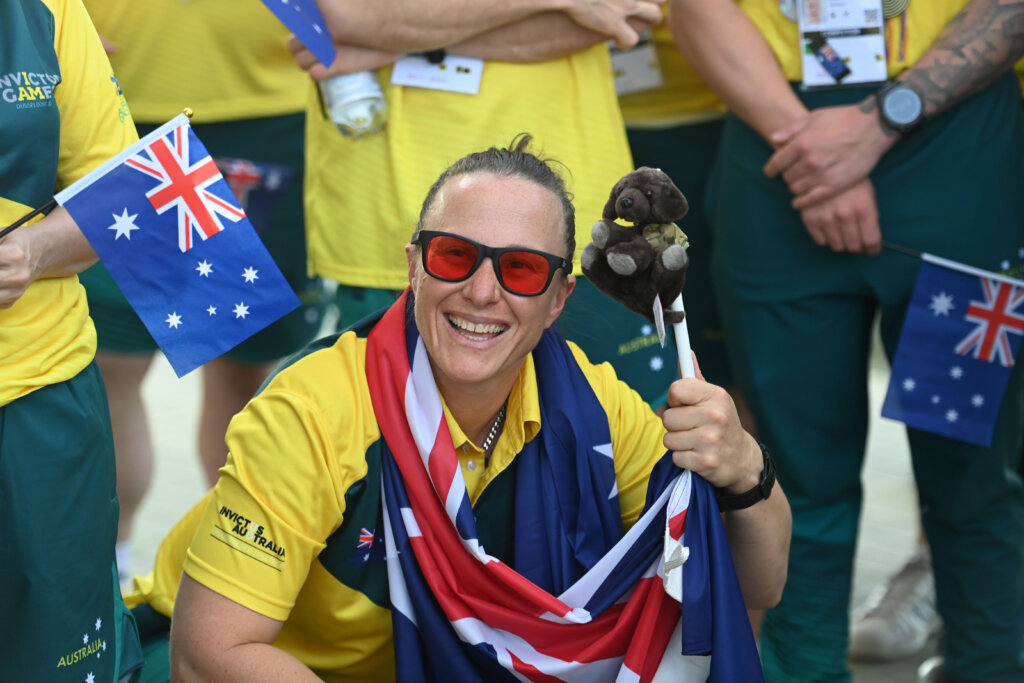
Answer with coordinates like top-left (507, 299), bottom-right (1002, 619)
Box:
top-left (0, 70), bottom-right (60, 108)
top-left (211, 505), bottom-right (287, 571)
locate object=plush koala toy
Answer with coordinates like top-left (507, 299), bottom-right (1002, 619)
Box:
top-left (581, 167), bottom-right (690, 324)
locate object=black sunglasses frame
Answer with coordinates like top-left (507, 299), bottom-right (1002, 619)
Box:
top-left (412, 230), bottom-right (572, 297)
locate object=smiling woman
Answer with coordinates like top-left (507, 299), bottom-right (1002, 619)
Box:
top-left (406, 169), bottom-right (577, 442)
top-left (123, 136), bottom-right (790, 683)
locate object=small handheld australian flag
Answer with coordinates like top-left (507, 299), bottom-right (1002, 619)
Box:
top-left (882, 253), bottom-right (1024, 447)
top-left (55, 114), bottom-right (300, 377)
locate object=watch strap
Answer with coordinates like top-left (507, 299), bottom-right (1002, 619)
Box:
top-left (715, 441), bottom-right (776, 512)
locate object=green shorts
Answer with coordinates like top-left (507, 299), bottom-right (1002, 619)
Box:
top-left (79, 113), bottom-right (327, 365)
top-left (334, 284), bottom-right (400, 331)
top-left (0, 362), bottom-right (143, 681)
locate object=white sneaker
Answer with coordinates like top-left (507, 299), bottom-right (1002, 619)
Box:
top-left (848, 545), bottom-right (942, 662)
top-left (917, 655), bottom-right (946, 682)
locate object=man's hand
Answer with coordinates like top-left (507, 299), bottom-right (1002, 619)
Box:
top-left (288, 36), bottom-right (398, 82)
top-left (565, 0), bottom-right (665, 48)
top-left (799, 177), bottom-right (881, 254)
top-left (764, 101), bottom-right (895, 210)
top-left (0, 234), bottom-right (34, 309)
top-left (662, 369), bottom-right (763, 493)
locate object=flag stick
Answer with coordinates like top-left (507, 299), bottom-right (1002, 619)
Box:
top-left (669, 294), bottom-right (696, 379)
top-left (882, 241), bottom-right (922, 259)
top-left (0, 198), bottom-right (58, 240)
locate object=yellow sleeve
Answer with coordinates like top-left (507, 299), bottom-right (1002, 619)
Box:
top-left (182, 337), bottom-right (375, 622)
top-left (123, 493), bottom-right (211, 615)
top-left (568, 342), bottom-right (670, 529)
top-left (50, 0), bottom-right (136, 189)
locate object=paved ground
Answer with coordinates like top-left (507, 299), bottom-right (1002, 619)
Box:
top-left (130, 330), bottom-right (935, 681)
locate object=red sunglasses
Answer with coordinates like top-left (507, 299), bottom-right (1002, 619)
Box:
top-left (413, 230), bottom-right (571, 297)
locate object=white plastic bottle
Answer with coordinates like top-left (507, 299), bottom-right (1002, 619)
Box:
top-left (318, 70), bottom-right (388, 138)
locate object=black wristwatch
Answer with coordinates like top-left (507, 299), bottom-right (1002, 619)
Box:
top-left (874, 81), bottom-right (925, 138)
top-left (715, 441), bottom-right (775, 512)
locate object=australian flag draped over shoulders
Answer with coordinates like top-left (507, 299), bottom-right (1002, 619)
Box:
top-left (55, 114), bottom-right (300, 377)
top-left (882, 253), bottom-right (1024, 447)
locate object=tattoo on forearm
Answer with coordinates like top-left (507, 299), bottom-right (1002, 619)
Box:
top-left (899, 0), bottom-right (1024, 116)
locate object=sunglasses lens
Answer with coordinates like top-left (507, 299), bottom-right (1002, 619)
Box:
top-left (498, 251), bottom-right (551, 295)
top-left (425, 235), bottom-right (478, 280)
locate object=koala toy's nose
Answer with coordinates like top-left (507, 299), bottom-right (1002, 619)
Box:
top-left (621, 197), bottom-right (633, 209)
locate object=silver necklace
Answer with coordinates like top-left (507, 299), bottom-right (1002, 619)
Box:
top-left (481, 402), bottom-right (507, 454)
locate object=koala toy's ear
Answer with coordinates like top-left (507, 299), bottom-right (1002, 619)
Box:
top-left (664, 190), bottom-right (689, 223)
top-left (603, 176), bottom-right (629, 221)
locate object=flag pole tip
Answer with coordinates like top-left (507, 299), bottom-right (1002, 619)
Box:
top-left (183, 107), bottom-right (194, 119)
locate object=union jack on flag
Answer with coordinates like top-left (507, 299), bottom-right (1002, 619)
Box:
top-left (124, 124), bottom-right (244, 252)
top-left (55, 114), bottom-right (300, 377)
top-left (954, 279), bottom-right (1024, 367)
top-left (357, 528), bottom-right (375, 549)
top-left (883, 253), bottom-right (1024, 447)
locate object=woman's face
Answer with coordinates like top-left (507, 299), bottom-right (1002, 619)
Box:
top-left (406, 172), bottom-right (575, 398)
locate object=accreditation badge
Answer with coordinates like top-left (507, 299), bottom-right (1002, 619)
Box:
top-left (797, 0), bottom-right (888, 88)
top-left (391, 54), bottom-right (484, 95)
top-left (610, 31), bottom-right (663, 96)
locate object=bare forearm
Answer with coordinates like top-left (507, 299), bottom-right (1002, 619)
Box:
top-left (24, 206), bottom-right (96, 278)
top-left (171, 576), bottom-right (314, 682)
top-left (669, 0), bottom-right (806, 141)
top-left (723, 483), bottom-right (791, 609)
top-left (315, 0), bottom-right (555, 51)
top-left (451, 11), bottom-right (612, 61)
top-left (2, 206), bottom-right (96, 279)
top-left (171, 642), bottom-right (320, 683)
top-left (898, 0), bottom-right (1024, 117)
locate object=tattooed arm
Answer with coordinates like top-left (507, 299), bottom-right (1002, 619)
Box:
top-left (903, 0), bottom-right (1024, 116)
top-left (763, 0), bottom-right (1024, 211)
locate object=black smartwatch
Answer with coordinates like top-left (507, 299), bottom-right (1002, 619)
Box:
top-left (874, 81), bottom-right (925, 138)
top-left (715, 441), bottom-right (776, 512)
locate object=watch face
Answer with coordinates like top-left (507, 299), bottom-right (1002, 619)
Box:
top-left (883, 87), bottom-right (923, 126)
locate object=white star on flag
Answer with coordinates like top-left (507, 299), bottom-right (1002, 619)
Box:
top-left (649, 356), bottom-right (664, 371)
top-left (641, 324), bottom-right (652, 336)
top-left (929, 291), bottom-right (954, 316)
top-left (86, 673), bottom-right (95, 683)
top-left (950, 366), bottom-right (964, 379)
top-left (233, 302), bottom-right (250, 319)
top-left (196, 260), bottom-right (213, 277)
top-left (972, 394), bottom-right (985, 407)
top-left (242, 266), bottom-right (259, 283)
top-left (1002, 260), bottom-right (1011, 271)
top-left (166, 312), bottom-right (182, 328)
top-left (945, 409), bottom-right (959, 423)
top-left (931, 395), bottom-right (941, 404)
top-left (83, 633), bottom-right (89, 644)
top-left (107, 208), bottom-right (139, 240)
top-left (95, 617), bottom-right (102, 630)
top-left (902, 378), bottom-right (916, 391)
top-left (207, 305), bottom-right (217, 315)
